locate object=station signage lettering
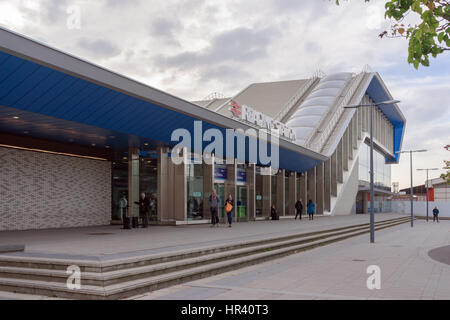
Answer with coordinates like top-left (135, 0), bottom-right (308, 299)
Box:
top-left (229, 100), bottom-right (296, 141)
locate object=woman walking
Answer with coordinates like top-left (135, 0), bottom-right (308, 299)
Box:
top-left (225, 193), bottom-right (234, 228)
top-left (307, 199), bottom-right (315, 220)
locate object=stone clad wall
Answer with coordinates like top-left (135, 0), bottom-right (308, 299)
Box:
top-left (0, 147), bottom-right (111, 231)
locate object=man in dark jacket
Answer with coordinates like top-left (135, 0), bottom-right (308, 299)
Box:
top-left (295, 198), bottom-right (304, 220)
top-left (135, 193), bottom-right (150, 228)
top-left (209, 189), bottom-right (220, 227)
top-left (271, 205), bottom-right (279, 220)
top-left (433, 206), bottom-right (440, 223)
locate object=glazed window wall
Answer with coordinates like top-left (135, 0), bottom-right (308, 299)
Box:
top-left (186, 163), bottom-right (204, 220)
top-left (255, 167), bottom-right (263, 217)
top-left (271, 174), bottom-right (277, 209)
top-left (360, 95), bottom-right (395, 153)
top-left (111, 151), bottom-right (158, 222)
top-left (358, 143), bottom-right (391, 191)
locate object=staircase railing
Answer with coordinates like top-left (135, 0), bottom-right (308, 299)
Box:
top-left (306, 72), bottom-right (367, 153)
top-left (274, 76), bottom-right (318, 122)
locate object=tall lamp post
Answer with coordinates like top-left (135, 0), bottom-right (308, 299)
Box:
top-left (344, 99), bottom-right (400, 243)
top-left (397, 150), bottom-right (427, 227)
top-left (416, 168), bottom-right (439, 222)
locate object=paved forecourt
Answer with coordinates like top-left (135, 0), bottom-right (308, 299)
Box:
top-left (131, 219), bottom-right (450, 300)
top-left (0, 213), bottom-right (406, 261)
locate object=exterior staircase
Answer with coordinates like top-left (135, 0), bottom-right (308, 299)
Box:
top-left (0, 216), bottom-right (410, 299)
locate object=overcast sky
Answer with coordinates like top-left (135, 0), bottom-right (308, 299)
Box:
top-left (0, 0), bottom-right (449, 189)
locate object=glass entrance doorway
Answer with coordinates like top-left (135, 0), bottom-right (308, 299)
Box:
top-left (214, 183), bottom-right (225, 219)
top-left (237, 186), bottom-right (247, 221)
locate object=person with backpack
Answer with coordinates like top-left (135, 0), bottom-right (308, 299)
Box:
top-left (433, 206), bottom-right (440, 223)
top-left (307, 199), bottom-right (315, 220)
top-left (209, 189), bottom-right (220, 227)
top-left (295, 198), bottom-right (304, 220)
top-left (225, 193), bottom-right (234, 228)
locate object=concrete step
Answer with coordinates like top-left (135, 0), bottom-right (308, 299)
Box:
top-left (0, 217), bottom-right (408, 286)
top-left (0, 216), bottom-right (409, 273)
top-left (0, 217), bottom-right (410, 299)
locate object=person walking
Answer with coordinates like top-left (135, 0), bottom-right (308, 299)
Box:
top-left (225, 193), bottom-right (234, 228)
top-left (295, 198), bottom-right (304, 220)
top-left (209, 189), bottom-right (220, 227)
top-left (307, 199), bottom-right (315, 220)
top-left (432, 206), bottom-right (440, 223)
top-left (271, 204), bottom-right (279, 220)
top-left (135, 193), bottom-right (150, 228)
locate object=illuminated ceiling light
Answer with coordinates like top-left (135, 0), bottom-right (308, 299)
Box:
top-left (91, 143), bottom-right (96, 147)
top-left (105, 146), bottom-right (111, 149)
top-left (13, 116), bottom-right (20, 119)
top-left (144, 143), bottom-right (149, 146)
top-left (0, 144), bottom-right (107, 161)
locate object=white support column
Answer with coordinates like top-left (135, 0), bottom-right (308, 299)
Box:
top-left (289, 171), bottom-right (297, 216)
top-left (276, 169), bottom-right (285, 216)
top-left (128, 147), bottom-right (140, 221)
top-left (316, 162), bottom-right (324, 215)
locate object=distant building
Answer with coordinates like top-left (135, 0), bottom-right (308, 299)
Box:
top-left (399, 177), bottom-right (450, 201)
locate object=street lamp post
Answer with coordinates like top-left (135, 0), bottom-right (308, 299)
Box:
top-left (397, 149), bottom-right (427, 227)
top-left (417, 168), bottom-right (439, 222)
top-left (344, 99), bottom-right (400, 243)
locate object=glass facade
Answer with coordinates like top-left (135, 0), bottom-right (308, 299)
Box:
top-left (186, 163), bottom-right (204, 220)
top-left (111, 151), bottom-right (158, 222)
top-left (255, 167), bottom-right (263, 217)
top-left (358, 143), bottom-right (391, 191)
top-left (112, 159), bottom-right (128, 221)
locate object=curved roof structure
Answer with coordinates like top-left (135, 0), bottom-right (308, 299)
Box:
top-left (286, 72), bottom-right (353, 146)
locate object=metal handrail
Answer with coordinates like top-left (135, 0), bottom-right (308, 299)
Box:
top-left (274, 76), bottom-right (318, 121)
top-left (307, 72), bottom-right (366, 153)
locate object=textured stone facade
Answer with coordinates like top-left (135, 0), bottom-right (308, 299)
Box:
top-left (0, 147), bottom-right (111, 231)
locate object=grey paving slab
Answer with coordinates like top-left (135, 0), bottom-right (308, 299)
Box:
top-left (0, 213), bottom-right (404, 261)
top-left (131, 220), bottom-right (450, 300)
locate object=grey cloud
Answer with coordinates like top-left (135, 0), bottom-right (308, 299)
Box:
top-left (200, 64), bottom-right (251, 82)
top-left (37, 0), bottom-right (70, 25)
top-left (156, 26), bottom-right (279, 70)
top-left (149, 18), bottom-right (181, 45)
top-left (77, 38), bottom-right (122, 58)
top-left (105, 0), bottom-right (141, 7)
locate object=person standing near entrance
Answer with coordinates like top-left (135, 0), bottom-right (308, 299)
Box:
top-left (119, 193), bottom-right (128, 221)
top-left (209, 189), bottom-right (220, 227)
top-left (225, 193), bottom-right (234, 228)
top-left (295, 198), bottom-right (304, 220)
top-left (271, 204), bottom-right (279, 220)
top-left (307, 200), bottom-right (315, 220)
top-left (120, 193), bottom-right (130, 229)
top-left (433, 206), bottom-right (440, 223)
top-left (135, 193), bottom-right (150, 228)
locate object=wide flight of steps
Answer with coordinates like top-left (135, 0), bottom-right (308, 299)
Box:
top-left (0, 216), bottom-right (411, 299)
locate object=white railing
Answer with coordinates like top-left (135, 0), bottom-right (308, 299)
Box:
top-left (306, 72), bottom-right (367, 153)
top-left (274, 76), bottom-right (318, 122)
